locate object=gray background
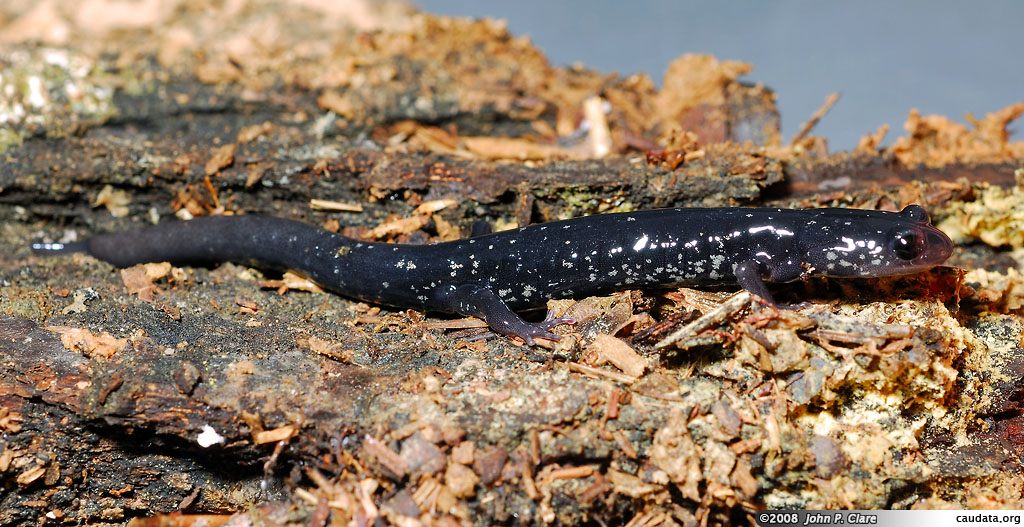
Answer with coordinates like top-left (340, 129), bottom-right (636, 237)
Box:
top-left (415, 0), bottom-right (1023, 151)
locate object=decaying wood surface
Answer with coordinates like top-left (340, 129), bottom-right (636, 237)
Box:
top-left (2, 2), bottom-right (1024, 526)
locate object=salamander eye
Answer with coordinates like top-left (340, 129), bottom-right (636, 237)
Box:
top-left (891, 228), bottom-right (923, 260)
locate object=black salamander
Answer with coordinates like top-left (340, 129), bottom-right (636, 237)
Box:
top-left (33, 205), bottom-right (953, 345)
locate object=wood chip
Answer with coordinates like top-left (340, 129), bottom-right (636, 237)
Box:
top-left (253, 425), bottom-right (298, 445)
top-left (236, 121), bottom-right (274, 143)
top-left (544, 465), bottom-right (594, 484)
top-left (521, 459), bottom-right (538, 500)
top-left (603, 387), bottom-right (621, 423)
top-left (368, 215), bottom-right (429, 240)
top-left (120, 262), bottom-right (172, 303)
top-left (299, 335), bottom-right (353, 363)
top-left (317, 90), bottom-right (354, 118)
top-left (612, 430), bottom-right (638, 459)
top-left (432, 214), bottom-right (461, 241)
top-left (567, 362), bottom-right (637, 385)
top-left (17, 464), bottom-right (46, 486)
top-left (0, 446), bottom-right (12, 472)
top-left (856, 123), bottom-right (890, 153)
top-left (790, 91), bottom-right (840, 145)
top-left (205, 143), bottom-right (237, 176)
top-left (582, 96), bottom-right (611, 158)
top-left (259, 271), bottom-right (325, 294)
top-left (444, 462), bottom-right (479, 498)
top-left (0, 411), bottom-right (24, 433)
top-left (309, 199), bottom-right (363, 212)
top-left (451, 441), bottom-right (474, 465)
top-left (472, 446), bottom-right (507, 485)
top-left (422, 317), bottom-right (488, 330)
top-left (363, 435), bottom-right (408, 479)
top-left (462, 136), bottom-right (569, 161)
top-left (588, 334), bottom-right (648, 378)
top-left (196, 59), bottom-right (241, 83)
top-left (92, 184), bottom-right (131, 217)
top-left (413, 199), bottom-right (458, 215)
top-left (127, 513), bottom-right (235, 527)
top-left (399, 433), bottom-right (445, 479)
top-left (45, 326), bottom-right (128, 358)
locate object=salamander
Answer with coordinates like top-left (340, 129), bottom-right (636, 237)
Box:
top-left (32, 205), bottom-right (953, 345)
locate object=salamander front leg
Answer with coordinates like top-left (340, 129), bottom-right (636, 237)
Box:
top-left (435, 284), bottom-right (575, 346)
top-left (733, 260), bottom-right (778, 307)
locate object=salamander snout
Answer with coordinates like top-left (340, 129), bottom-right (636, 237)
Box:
top-left (889, 224), bottom-right (953, 267)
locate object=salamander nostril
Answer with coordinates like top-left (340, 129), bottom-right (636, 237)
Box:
top-left (923, 229), bottom-right (954, 261)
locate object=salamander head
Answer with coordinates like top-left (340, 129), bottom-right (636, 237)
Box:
top-left (804, 205), bottom-right (953, 278)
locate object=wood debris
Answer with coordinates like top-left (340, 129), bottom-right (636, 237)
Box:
top-left (204, 143), bottom-right (237, 176)
top-left (44, 326), bottom-right (129, 358)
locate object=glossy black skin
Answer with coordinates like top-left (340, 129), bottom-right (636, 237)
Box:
top-left (33, 205), bottom-right (953, 345)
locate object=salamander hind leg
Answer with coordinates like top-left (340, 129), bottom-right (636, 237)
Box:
top-left (434, 284), bottom-right (574, 346)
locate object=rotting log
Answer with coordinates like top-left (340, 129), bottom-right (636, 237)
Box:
top-left (3, 4), bottom-right (1024, 526)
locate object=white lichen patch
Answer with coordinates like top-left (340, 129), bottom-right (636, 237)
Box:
top-left (0, 47), bottom-right (118, 152)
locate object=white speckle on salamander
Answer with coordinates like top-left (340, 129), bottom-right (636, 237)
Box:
top-left (633, 235), bottom-right (649, 251)
top-left (834, 237), bottom-right (857, 253)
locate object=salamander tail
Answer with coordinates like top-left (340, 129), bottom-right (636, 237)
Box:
top-left (31, 241), bottom-right (89, 255)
